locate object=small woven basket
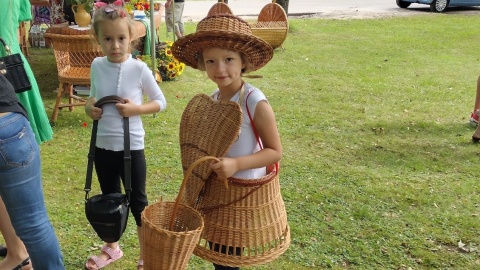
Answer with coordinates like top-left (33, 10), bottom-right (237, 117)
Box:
top-left (141, 157), bottom-right (226, 269)
top-left (250, 0), bottom-right (289, 49)
top-left (141, 201), bottom-right (203, 270)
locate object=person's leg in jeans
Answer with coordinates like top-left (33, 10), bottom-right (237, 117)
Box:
top-left (0, 112), bottom-right (64, 269)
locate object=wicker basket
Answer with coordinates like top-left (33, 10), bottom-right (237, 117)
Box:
top-left (179, 94), bottom-right (290, 267)
top-left (192, 165), bottom-right (290, 267)
top-left (250, 0), bottom-right (289, 49)
top-left (207, 0), bottom-right (233, 16)
top-left (141, 157), bottom-right (224, 269)
top-left (179, 94), bottom-right (243, 207)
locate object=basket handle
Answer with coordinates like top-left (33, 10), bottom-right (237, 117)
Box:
top-left (169, 156), bottom-right (221, 230)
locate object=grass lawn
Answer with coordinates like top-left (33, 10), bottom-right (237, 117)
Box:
top-left (7, 13), bottom-right (480, 269)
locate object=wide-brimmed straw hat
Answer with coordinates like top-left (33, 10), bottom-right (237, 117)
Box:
top-left (171, 14), bottom-right (273, 71)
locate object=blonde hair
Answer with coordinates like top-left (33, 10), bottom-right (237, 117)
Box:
top-left (92, 5), bottom-right (135, 39)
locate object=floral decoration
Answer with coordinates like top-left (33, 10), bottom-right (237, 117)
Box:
top-left (124, 0), bottom-right (162, 17)
top-left (137, 41), bottom-right (186, 82)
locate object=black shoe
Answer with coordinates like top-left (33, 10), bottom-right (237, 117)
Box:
top-left (0, 244), bottom-right (6, 257)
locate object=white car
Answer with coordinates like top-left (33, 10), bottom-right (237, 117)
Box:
top-left (396, 0), bottom-right (480, 12)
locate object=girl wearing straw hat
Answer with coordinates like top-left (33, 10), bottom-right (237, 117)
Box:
top-left (172, 14), bottom-right (282, 270)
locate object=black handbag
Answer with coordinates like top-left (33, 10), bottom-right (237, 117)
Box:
top-left (84, 96), bottom-right (131, 243)
top-left (0, 37), bottom-right (31, 93)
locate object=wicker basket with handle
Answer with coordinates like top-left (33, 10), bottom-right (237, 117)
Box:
top-left (141, 157), bottom-right (223, 270)
top-left (179, 93), bottom-right (290, 267)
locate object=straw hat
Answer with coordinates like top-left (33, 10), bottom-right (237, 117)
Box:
top-left (171, 14), bottom-right (273, 71)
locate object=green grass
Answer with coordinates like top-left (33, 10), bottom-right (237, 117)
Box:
top-left (8, 14), bottom-right (480, 269)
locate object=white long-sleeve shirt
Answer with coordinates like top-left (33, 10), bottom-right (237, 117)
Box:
top-left (90, 55), bottom-right (167, 151)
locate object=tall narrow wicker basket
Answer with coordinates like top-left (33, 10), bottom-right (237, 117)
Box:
top-left (250, 0), bottom-right (289, 49)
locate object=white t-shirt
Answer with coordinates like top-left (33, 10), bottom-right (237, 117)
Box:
top-left (212, 83), bottom-right (267, 179)
top-left (90, 55), bottom-right (167, 151)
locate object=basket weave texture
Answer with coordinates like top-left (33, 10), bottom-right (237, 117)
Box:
top-left (141, 201), bottom-right (204, 270)
top-left (179, 94), bottom-right (242, 207)
top-left (193, 170), bottom-right (290, 267)
top-left (44, 29), bottom-right (102, 85)
top-left (207, 2), bottom-right (233, 16)
top-left (250, 2), bottom-right (289, 49)
top-left (179, 94), bottom-right (290, 267)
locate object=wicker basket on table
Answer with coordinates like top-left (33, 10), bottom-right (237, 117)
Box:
top-left (179, 94), bottom-right (290, 267)
top-left (250, 0), bottom-right (289, 49)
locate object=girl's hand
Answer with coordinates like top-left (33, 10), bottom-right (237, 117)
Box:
top-left (210, 157), bottom-right (238, 180)
top-left (115, 98), bottom-right (138, 117)
top-left (85, 98), bottom-right (102, 120)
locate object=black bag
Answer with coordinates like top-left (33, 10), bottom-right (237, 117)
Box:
top-left (84, 96), bottom-right (131, 243)
top-left (0, 38), bottom-right (31, 93)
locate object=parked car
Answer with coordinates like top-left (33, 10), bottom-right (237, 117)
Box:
top-left (396, 0), bottom-right (480, 12)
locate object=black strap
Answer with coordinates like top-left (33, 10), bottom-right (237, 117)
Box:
top-left (84, 95), bottom-right (132, 202)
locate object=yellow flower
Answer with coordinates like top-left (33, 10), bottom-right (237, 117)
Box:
top-left (167, 62), bottom-right (175, 71)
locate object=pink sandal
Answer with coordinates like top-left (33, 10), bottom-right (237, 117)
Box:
top-left (85, 245), bottom-right (123, 270)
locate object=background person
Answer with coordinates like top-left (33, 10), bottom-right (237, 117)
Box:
top-left (0, 0), bottom-right (53, 144)
top-left (165, 0), bottom-right (185, 39)
top-left (0, 74), bottom-right (65, 269)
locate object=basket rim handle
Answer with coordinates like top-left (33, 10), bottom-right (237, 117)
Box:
top-left (170, 156), bottom-right (221, 230)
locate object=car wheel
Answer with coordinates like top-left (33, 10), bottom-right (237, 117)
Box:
top-left (396, 0), bottom-right (411, 8)
top-left (430, 0), bottom-right (449, 12)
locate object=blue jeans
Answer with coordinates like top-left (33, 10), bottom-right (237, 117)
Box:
top-left (0, 113), bottom-right (64, 270)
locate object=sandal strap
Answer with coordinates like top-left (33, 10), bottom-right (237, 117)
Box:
top-left (12, 257), bottom-right (30, 270)
top-left (87, 255), bottom-right (111, 269)
top-left (101, 245), bottom-right (123, 261)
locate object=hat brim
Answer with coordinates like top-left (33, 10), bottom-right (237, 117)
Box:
top-left (171, 31), bottom-right (273, 71)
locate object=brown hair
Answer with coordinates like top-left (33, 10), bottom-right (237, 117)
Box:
top-left (196, 50), bottom-right (254, 74)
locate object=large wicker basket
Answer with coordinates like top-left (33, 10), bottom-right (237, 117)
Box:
top-left (250, 0), bottom-right (289, 49)
top-left (192, 164), bottom-right (290, 267)
top-left (179, 94), bottom-right (290, 267)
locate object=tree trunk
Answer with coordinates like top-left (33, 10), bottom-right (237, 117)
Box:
top-left (275, 0), bottom-right (289, 15)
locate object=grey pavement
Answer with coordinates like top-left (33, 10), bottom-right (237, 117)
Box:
top-left (181, 0), bottom-right (397, 21)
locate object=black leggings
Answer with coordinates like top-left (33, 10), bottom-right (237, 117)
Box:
top-left (211, 243), bottom-right (241, 270)
top-left (94, 147), bottom-right (147, 227)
